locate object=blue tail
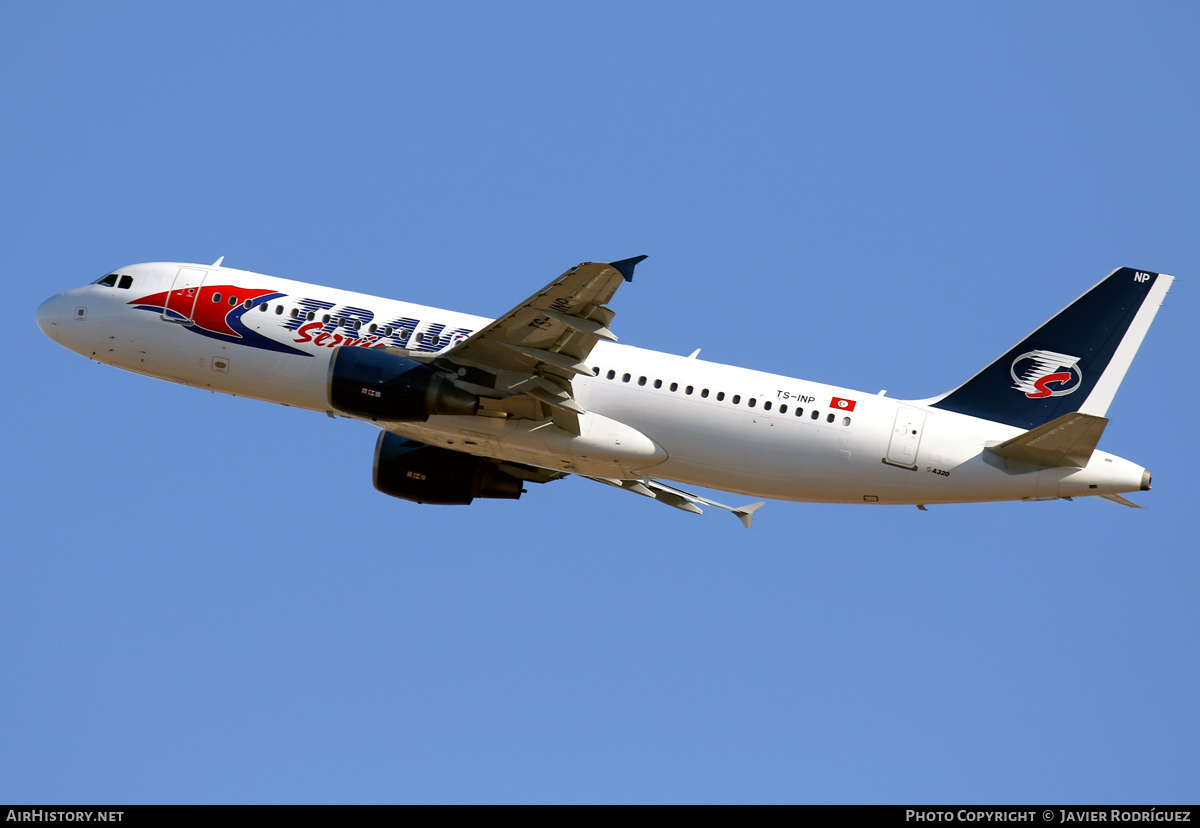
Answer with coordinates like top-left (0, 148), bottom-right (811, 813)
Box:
top-left (928, 267), bottom-right (1173, 430)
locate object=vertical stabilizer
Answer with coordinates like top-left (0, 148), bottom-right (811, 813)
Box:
top-left (928, 268), bottom-right (1172, 429)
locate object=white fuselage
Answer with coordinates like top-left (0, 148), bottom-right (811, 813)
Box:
top-left (37, 262), bottom-right (1149, 506)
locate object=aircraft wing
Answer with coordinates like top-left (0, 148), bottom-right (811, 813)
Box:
top-left (585, 475), bottom-right (766, 529)
top-left (434, 256), bottom-right (646, 433)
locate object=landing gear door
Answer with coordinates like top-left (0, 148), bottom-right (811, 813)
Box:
top-left (163, 267), bottom-right (208, 322)
top-left (885, 407), bottom-right (927, 469)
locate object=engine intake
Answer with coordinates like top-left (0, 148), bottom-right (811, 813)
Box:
top-left (328, 347), bottom-right (478, 421)
top-left (373, 433), bottom-right (524, 505)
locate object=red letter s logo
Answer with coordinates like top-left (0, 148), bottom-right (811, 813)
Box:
top-left (1027, 372), bottom-right (1072, 398)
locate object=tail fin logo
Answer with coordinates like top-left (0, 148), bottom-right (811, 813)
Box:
top-left (1010, 350), bottom-right (1083, 399)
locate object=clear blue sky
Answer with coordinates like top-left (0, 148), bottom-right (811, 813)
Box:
top-left (3, 2), bottom-right (1197, 804)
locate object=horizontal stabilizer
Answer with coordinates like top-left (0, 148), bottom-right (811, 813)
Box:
top-left (986, 412), bottom-right (1108, 468)
top-left (1098, 493), bottom-right (1145, 509)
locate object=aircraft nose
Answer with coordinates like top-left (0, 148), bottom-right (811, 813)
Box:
top-left (36, 293), bottom-right (63, 342)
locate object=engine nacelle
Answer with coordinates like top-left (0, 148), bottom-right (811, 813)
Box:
top-left (373, 432), bottom-right (524, 505)
top-left (328, 347), bottom-right (478, 421)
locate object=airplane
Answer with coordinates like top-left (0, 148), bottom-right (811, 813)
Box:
top-left (36, 257), bottom-right (1173, 527)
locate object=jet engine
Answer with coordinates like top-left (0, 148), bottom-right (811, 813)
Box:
top-left (372, 433), bottom-right (524, 505)
top-left (328, 346), bottom-right (478, 421)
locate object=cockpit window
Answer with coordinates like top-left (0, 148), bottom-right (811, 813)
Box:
top-left (96, 274), bottom-right (118, 287)
top-left (117, 275), bottom-right (133, 289)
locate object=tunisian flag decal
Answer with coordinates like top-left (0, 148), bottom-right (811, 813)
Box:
top-left (830, 396), bottom-right (856, 411)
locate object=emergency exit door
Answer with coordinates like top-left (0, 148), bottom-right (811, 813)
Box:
top-left (885, 407), bottom-right (926, 469)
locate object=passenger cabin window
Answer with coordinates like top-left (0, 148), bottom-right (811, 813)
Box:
top-left (685, 386), bottom-right (693, 395)
top-left (826, 413), bottom-right (835, 423)
top-left (732, 395), bottom-right (741, 404)
top-left (763, 401), bottom-right (771, 411)
top-left (606, 370), bottom-right (616, 380)
top-left (811, 409), bottom-right (819, 420)
top-left (275, 305), bottom-right (284, 315)
top-left (244, 300), bottom-right (253, 309)
top-left (212, 293), bottom-right (222, 303)
top-left (96, 274), bottom-right (118, 287)
top-left (701, 389), bottom-right (709, 398)
top-left (654, 379), bottom-right (662, 389)
top-left (717, 392), bottom-right (725, 401)
top-left (230, 295), bottom-right (239, 306)
top-left (780, 404), bottom-right (788, 414)
top-left (638, 376), bottom-right (646, 386)
top-left (670, 382), bottom-right (678, 392)
top-left (622, 373), bottom-right (631, 383)
top-left (747, 398), bottom-right (756, 408)
top-left (117, 275), bottom-right (133, 289)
